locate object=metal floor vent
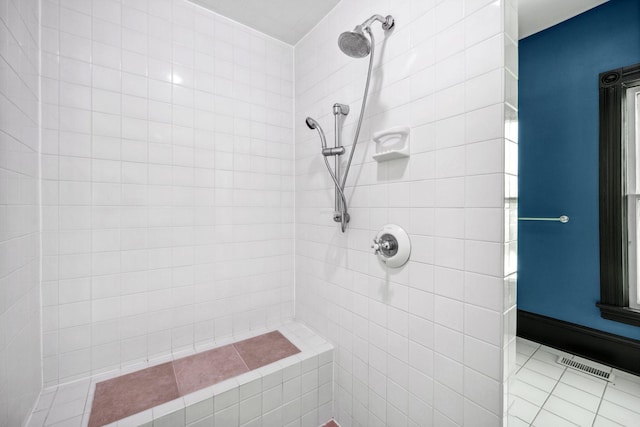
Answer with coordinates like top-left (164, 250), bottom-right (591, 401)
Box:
top-left (556, 356), bottom-right (615, 382)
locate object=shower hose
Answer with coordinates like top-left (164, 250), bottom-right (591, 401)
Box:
top-left (324, 27), bottom-right (375, 232)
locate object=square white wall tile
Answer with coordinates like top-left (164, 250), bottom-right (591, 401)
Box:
top-left (294, 0), bottom-right (513, 425)
top-left (40, 0), bottom-right (295, 385)
top-left (0, 0), bottom-right (42, 425)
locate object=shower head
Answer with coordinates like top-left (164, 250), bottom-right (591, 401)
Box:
top-left (338, 15), bottom-right (394, 58)
top-left (305, 117), bottom-right (319, 130)
top-left (305, 116), bottom-right (327, 150)
top-left (338, 26), bottom-right (370, 58)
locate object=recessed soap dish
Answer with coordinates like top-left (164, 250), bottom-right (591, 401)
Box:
top-left (372, 126), bottom-right (410, 162)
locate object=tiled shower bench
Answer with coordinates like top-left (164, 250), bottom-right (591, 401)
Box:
top-left (27, 322), bottom-right (334, 427)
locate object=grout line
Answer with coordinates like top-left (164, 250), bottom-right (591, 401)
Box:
top-left (231, 343), bottom-right (251, 372)
top-left (37, 0), bottom-right (45, 424)
top-left (525, 347), bottom-right (566, 426)
top-left (170, 359), bottom-right (183, 396)
top-left (591, 381), bottom-right (609, 427)
top-left (514, 342), bottom-right (539, 376)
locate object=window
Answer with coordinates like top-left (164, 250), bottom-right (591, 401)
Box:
top-left (627, 86), bottom-right (640, 310)
top-left (597, 63), bottom-right (640, 326)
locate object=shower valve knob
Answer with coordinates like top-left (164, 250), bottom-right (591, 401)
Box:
top-left (371, 237), bottom-right (394, 254)
top-left (371, 224), bottom-right (411, 268)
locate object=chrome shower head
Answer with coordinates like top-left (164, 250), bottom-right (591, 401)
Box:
top-left (305, 117), bottom-right (318, 130)
top-left (338, 15), bottom-right (394, 58)
top-left (338, 25), bottom-right (370, 58)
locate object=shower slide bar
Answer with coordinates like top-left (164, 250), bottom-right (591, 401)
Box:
top-left (305, 12), bottom-right (395, 232)
top-left (518, 215), bottom-right (570, 223)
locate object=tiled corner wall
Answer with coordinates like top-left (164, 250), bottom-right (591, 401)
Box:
top-left (294, 0), bottom-right (516, 426)
top-left (503, 0), bottom-right (519, 423)
top-left (39, 0), bottom-right (295, 386)
top-left (0, 0), bottom-right (42, 425)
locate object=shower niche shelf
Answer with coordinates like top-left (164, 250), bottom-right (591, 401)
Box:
top-left (372, 126), bottom-right (410, 162)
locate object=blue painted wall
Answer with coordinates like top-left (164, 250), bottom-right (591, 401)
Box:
top-left (519, 0), bottom-right (640, 339)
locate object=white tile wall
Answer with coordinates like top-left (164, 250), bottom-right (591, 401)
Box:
top-left (40, 0), bottom-right (295, 386)
top-left (0, 0), bottom-right (42, 425)
top-left (294, 0), bottom-right (517, 425)
top-left (2, 0), bottom-right (520, 423)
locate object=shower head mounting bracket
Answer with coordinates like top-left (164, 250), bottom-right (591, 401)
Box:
top-left (361, 14), bottom-right (395, 31)
top-left (333, 103), bottom-right (350, 115)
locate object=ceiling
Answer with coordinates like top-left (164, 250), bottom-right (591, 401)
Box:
top-left (518, 0), bottom-right (609, 39)
top-left (189, 0), bottom-right (609, 45)
top-left (188, 0), bottom-right (340, 45)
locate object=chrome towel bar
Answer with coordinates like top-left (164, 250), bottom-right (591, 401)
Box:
top-left (518, 215), bottom-right (569, 223)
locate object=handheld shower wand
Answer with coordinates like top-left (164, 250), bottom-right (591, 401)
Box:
top-left (306, 116), bottom-right (345, 157)
top-left (305, 117), bottom-right (326, 149)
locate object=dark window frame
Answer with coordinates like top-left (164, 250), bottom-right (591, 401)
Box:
top-left (597, 62), bottom-right (640, 326)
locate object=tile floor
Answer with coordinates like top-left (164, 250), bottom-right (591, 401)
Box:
top-left (510, 337), bottom-right (640, 426)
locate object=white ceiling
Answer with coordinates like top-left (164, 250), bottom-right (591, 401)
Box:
top-left (188, 0), bottom-right (340, 45)
top-left (518, 0), bottom-right (609, 39)
top-left (189, 0), bottom-right (610, 45)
